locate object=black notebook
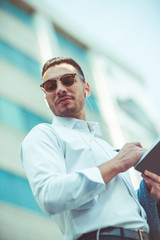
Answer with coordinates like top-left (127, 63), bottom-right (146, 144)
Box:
top-left (134, 137), bottom-right (160, 175)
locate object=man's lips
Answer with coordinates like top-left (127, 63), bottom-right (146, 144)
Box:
top-left (56, 96), bottom-right (73, 105)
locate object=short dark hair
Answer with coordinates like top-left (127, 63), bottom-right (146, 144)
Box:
top-left (42, 57), bottom-right (85, 81)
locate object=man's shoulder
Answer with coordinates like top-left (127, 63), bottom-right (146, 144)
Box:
top-left (22, 122), bottom-right (55, 144)
top-left (28, 122), bottom-right (52, 134)
top-left (22, 121), bottom-right (68, 144)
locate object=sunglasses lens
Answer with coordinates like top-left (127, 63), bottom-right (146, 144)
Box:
top-left (43, 80), bottom-right (57, 93)
top-left (42, 74), bottom-right (75, 93)
top-left (61, 75), bottom-right (75, 86)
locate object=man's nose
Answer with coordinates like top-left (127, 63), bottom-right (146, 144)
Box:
top-left (56, 81), bottom-right (67, 95)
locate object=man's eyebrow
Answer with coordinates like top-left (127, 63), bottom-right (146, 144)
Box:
top-left (43, 75), bottom-right (61, 82)
top-left (45, 77), bottom-right (57, 82)
top-left (43, 73), bottom-right (76, 82)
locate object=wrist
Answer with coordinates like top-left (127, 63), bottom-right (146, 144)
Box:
top-left (112, 155), bottom-right (126, 173)
top-left (98, 158), bottom-right (120, 184)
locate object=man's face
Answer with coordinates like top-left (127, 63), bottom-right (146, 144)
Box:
top-left (43, 63), bottom-right (90, 120)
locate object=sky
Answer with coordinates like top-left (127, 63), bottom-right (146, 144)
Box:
top-left (40, 0), bottom-right (160, 113)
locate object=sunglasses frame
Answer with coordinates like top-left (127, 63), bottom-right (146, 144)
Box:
top-left (40, 73), bottom-right (84, 93)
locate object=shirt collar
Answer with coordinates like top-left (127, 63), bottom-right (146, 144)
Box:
top-left (52, 116), bottom-right (102, 136)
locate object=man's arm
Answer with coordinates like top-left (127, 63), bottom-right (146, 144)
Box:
top-left (98, 142), bottom-right (146, 184)
top-left (21, 125), bottom-right (106, 215)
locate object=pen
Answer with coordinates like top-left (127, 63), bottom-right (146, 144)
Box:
top-left (114, 149), bottom-right (120, 152)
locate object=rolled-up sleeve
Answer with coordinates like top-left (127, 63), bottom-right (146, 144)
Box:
top-left (20, 125), bottom-right (106, 215)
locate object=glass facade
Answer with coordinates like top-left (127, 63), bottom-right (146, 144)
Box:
top-left (0, 40), bottom-right (41, 80)
top-left (0, 96), bottom-right (49, 132)
top-left (0, 0), bottom-right (33, 26)
top-left (56, 31), bottom-right (87, 62)
top-left (0, 169), bottom-right (43, 214)
top-left (117, 98), bottom-right (158, 137)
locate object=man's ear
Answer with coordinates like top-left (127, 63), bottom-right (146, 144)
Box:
top-left (84, 82), bottom-right (91, 98)
top-left (44, 95), bottom-right (49, 108)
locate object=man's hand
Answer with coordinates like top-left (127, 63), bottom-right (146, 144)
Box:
top-left (142, 170), bottom-right (160, 203)
top-left (113, 142), bottom-right (146, 173)
top-left (98, 142), bottom-right (146, 184)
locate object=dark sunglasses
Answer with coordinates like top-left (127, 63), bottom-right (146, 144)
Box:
top-left (40, 73), bottom-right (84, 93)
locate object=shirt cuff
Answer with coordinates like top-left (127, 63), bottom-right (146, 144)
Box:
top-left (79, 166), bottom-right (105, 185)
top-left (65, 167), bottom-right (105, 211)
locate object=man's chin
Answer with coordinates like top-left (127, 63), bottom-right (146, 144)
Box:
top-left (53, 107), bottom-right (76, 118)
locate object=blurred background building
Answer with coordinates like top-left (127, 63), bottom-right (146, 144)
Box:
top-left (0, 0), bottom-right (160, 239)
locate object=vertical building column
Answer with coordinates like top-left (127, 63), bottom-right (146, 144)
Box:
top-left (88, 52), bottom-right (125, 147)
top-left (33, 13), bottom-right (61, 65)
top-left (88, 52), bottom-right (140, 189)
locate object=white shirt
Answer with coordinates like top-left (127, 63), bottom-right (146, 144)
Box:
top-left (20, 116), bottom-right (149, 240)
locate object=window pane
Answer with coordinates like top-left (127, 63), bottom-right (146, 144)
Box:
top-left (0, 97), bottom-right (49, 132)
top-left (0, 169), bottom-right (43, 214)
top-left (0, 97), bottom-right (26, 131)
top-left (0, 40), bottom-right (41, 80)
top-left (0, 0), bottom-right (33, 26)
top-left (22, 108), bottom-right (49, 131)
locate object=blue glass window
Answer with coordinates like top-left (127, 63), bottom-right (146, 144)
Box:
top-left (0, 0), bottom-right (33, 26)
top-left (56, 31), bottom-right (87, 62)
top-left (0, 97), bottom-right (26, 131)
top-left (0, 96), bottom-right (49, 132)
top-left (0, 169), bottom-right (44, 214)
top-left (0, 40), bottom-right (41, 80)
top-left (22, 108), bottom-right (50, 132)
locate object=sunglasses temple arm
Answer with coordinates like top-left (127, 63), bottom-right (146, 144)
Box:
top-left (76, 73), bottom-right (84, 79)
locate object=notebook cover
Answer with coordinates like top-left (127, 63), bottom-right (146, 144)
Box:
top-left (134, 137), bottom-right (160, 175)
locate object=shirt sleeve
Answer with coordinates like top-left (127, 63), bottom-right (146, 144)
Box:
top-left (20, 125), bottom-right (106, 215)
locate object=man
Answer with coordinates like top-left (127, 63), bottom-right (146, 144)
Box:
top-left (21, 57), bottom-right (160, 240)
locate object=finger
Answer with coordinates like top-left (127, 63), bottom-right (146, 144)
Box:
top-left (142, 172), bottom-right (160, 202)
top-left (132, 142), bottom-right (143, 148)
top-left (142, 173), bottom-right (160, 188)
top-left (149, 184), bottom-right (160, 203)
top-left (143, 176), bottom-right (160, 191)
top-left (141, 174), bottom-right (152, 191)
top-left (144, 170), bottom-right (160, 184)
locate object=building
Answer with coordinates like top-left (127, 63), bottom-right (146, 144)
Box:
top-left (0, 0), bottom-right (159, 239)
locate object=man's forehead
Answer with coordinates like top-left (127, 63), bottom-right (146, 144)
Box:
top-left (43, 63), bottom-right (77, 81)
